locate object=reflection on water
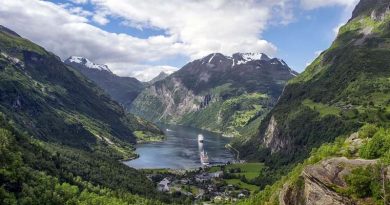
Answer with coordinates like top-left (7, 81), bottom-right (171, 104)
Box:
top-left (124, 124), bottom-right (234, 169)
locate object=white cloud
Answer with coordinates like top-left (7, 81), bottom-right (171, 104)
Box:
top-left (92, 12), bottom-right (109, 25)
top-left (0, 0), bottom-right (182, 74)
top-left (332, 23), bottom-right (344, 36)
top-left (305, 50), bottom-right (323, 67)
top-left (108, 63), bottom-right (178, 81)
top-left (69, 0), bottom-right (89, 4)
top-left (90, 0), bottom-right (293, 59)
top-left (314, 50), bottom-right (323, 56)
top-left (0, 0), bottom-right (293, 81)
top-left (300, 0), bottom-right (359, 10)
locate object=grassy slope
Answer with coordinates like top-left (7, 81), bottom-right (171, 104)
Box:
top-left (179, 90), bottom-right (272, 138)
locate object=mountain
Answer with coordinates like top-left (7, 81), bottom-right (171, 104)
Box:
top-left (238, 2), bottom-right (390, 203)
top-left (235, 0), bottom-right (390, 166)
top-left (148, 71), bottom-right (170, 84)
top-left (131, 52), bottom-right (297, 137)
top-left (0, 28), bottom-right (163, 156)
top-left (64, 56), bottom-right (144, 109)
top-left (0, 26), bottom-right (179, 204)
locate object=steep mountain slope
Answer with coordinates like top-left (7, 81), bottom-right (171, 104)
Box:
top-left (0, 26), bottom-right (187, 204)
top-left (236, 0), bottom-right (390, 166)
top-left (64, 56), bottom-right (144, 109)
top-left (0, 25), bottom-right (162, 159)
top-left (131, 53), bottom-right (297, 137)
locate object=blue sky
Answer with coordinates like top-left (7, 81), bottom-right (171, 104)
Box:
top-left (263, 6), bottom-right (347, 71)
top-left (0, 0), bottom-right (359, 81)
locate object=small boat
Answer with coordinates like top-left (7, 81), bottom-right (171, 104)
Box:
top-left (200, 150), bottom-right (209, 165)
top-left (198, 134), bottom-right (204, 143)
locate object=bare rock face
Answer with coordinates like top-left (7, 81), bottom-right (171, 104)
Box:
top-left (280, 157), bottom-right (377, 205)
top-left (352, 0), bottom-right (390, 20)
top-left (263, 116), bottom-right (288, 153)
top-left (131, 77), bottom-right (202, 122)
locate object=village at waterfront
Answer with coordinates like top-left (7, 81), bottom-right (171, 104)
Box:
top-left (140, 134), bottom-right (261, 203)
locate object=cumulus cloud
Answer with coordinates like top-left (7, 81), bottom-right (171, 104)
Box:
top-left (0, 0), bottom-right (183, 79)
top-left (109, 64), bottom-right (178, 82)
top-left (87, 0), bottom-right (293, 58)
top-left (0, 0), bottom-right (293, 81)
top-left (300, 0), bottom-right (359, 10)
top-left (69, 0), bottom-right (89, 4)
top-left (92, 12), bottom-right (109, 25)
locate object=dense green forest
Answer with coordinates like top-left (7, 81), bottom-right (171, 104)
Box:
top-left (0, 26), bottom-right (189, 204)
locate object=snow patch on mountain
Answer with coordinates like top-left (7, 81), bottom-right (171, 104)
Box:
top-left (66, 56), bottom-right (112, 73)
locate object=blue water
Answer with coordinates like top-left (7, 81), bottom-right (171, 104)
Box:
top-left (124, 125), bottom-right (234, 169)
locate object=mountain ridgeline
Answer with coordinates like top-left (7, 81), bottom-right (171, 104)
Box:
top-left (235, 0), bottom-right (390, 166)
top-left (131, 53), bottom-right (297, 137)
top-left (64, 56), bottom-right (144, 109)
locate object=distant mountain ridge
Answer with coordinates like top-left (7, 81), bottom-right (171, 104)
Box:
top-left (131, 52), bottom-right (297, 137)
top-left (64, 56), bottom-right (144, 109)
top-left (148, 71), bottom-right (170, 84)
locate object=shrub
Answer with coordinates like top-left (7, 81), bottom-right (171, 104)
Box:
top-left (358, 124), bottom-right (379, 139)
top-left (345, 166), bottom-right (385, 202)
top-left (359, 128), bottom-right (390, 159)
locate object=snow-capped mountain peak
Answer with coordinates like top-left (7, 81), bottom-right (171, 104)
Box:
top-left (66, 56), bottom-right (111, 73)
top-left (231, 52), bottom-right (272, 66)
top-left (240, 53), bottom-right (270, 61)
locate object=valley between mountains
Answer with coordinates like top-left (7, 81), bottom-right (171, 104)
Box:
top-left (1, 0), bottom-right (390, 204)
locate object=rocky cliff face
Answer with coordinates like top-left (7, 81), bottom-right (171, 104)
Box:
top-left (131, 76), bottom-right (202, 121)
top-left (131, 53), bottom-right (296, 136)
top-left (279, 157), bottom-right (379, 205)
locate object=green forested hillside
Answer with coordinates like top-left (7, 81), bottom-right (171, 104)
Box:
top-left (0, 113), bottom-right (175, 204)
top-left (0, 26), bottom-right (186, 204)
top-left (0, 26), bottom-right (163, 158)
top-left (236, 0), bottom-right (390, 166)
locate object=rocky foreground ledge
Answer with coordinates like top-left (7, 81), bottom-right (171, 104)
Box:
top-left (279, 157), bottom-right (388, 205)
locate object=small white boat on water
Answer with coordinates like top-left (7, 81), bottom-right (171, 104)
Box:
top-left (200, 150), bottom-right (209, 165)
top-left (198, 134), bottom-right (204, 143)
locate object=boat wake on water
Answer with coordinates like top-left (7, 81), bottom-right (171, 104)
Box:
top-left (198, 134), bottom-right (209, 166)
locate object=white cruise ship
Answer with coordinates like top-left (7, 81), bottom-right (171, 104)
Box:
top-left (198, 134), bottom-right (204, 143)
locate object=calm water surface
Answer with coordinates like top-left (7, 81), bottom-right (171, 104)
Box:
top-left (124, 125), bottom-right (234, 169)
